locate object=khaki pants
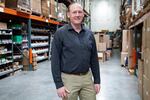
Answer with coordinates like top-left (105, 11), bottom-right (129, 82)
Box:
top-left (62, 71), bottom-right (96, 100)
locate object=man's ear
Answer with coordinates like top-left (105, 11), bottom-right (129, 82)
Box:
top-left (67, 12), bottom-right (70, 18)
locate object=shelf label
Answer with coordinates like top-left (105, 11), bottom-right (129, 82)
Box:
top-left (0, 7), bottom-right (4, 12)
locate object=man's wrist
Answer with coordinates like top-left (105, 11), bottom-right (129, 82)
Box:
top-left (55, 82), bottom-right (64, 89)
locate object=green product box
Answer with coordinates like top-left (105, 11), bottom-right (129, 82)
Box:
top-left (13, 35), bottom-right (22, 43)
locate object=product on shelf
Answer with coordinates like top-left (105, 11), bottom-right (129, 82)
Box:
top-left (22, 49), bottom-right (29, 71)
top-left (5, 0), bottom-right (31, 13)
top-left (0, 29), bottom-right (13, 76)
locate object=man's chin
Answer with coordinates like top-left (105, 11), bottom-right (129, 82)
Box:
top-left (73, 22), bottom-right (82, 25)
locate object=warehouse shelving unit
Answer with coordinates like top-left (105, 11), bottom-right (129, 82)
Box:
top-left (120, 1), bottom-right (150, 100)
top-left (0, 29), bottom-right (13, 77)
top-left (0, 6), bottom-right (60, 72)
top-left (12, 25), bottom-right (23, 66)
top-left (31, 22), bottom-right (53, 62)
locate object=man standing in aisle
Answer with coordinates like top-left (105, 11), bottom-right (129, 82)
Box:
top-left (51, 3), bottom-right (100, 100)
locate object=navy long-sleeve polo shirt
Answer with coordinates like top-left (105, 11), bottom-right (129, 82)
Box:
top-left (51, 24), bottom-right (100, 89)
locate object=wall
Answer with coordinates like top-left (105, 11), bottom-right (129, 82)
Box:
top-left (90, 0), bottom-right (121, 31)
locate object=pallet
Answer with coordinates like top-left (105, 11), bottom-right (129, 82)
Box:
top-left (31, 11), bottom-right (42, 16)
top-left (17, 5), bottom-right (31, 14)
top-left (98, 52), bottom-right (106, 62)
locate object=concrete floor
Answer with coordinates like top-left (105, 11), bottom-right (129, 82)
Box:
top-left (0, 49), bottom-right (141, 100)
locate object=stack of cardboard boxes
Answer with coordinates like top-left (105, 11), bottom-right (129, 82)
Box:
top-left (121, 30), bottom-right (128, 67)
top-left (138, 17), bottom-right (150, 100)
top-left (94, 32), bottom-right (112, 62)
top-left (22, 50), bottom-right (38, 71)
top-left (5, 0), bottom-right (31, 13)
top-left (30, 0), bottom-right (42, 15)
top-left (127, 30), bottom-right (133, 69)
top-left (22, 50), bottom-right (29, 71)
top-left (58, 3), bottom-right (67, 21)
top-left (41, 0), bottom-right (52, 18)
top-left (32, 53), bottom-right (37, 70)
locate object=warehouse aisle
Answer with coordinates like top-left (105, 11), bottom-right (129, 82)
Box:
top-left (0, 49), bottom-right (141, 100)
top-left (96, 49), bottom-right (141, 100)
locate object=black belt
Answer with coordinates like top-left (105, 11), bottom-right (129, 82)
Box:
top-left (63, 71), bottom-right (88, 76)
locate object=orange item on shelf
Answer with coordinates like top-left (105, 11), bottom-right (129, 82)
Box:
top-left (29, 48), bottom-right (32, 64)
top-left (131, 48), bottom-right (136, 69)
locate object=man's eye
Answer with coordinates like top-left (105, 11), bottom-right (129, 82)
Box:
top-left (78, 11), bottom-right (83, 14)
top-left (73, 12), bottom-right (77, 14)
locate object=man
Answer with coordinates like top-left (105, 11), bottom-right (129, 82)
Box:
top-left (51, 3), bottom-right (100, 100)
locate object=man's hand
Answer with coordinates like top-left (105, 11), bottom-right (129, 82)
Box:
top-left (57, 86), bottom-right (70, 98)
top-left (94, 84), bottom-right (101, 94)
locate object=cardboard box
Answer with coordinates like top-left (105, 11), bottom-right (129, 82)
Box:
top-left (30, 0), bottom-right (41, 15)
top-left (32, 53), bottom-right (37, 57)
top-left (94, 33), bottom-right (99, 43)
top-left (98, 52), bottom-right (106, 62)
top-left (107, 40), bottom-right (112, 49)
top-left (0, 0), bottom-right (5, 7)
top-left (33, 65), bottom-right (37, 70)
top-left (58, 3), bottom-right (67, 21)
top-left (23, 65), bottom-right (29, 71)
top-left (98, 42), bottom-right (107, 51)
top-left (143, 75), bottom-right (150, 100)
top-left (138, 59), bottom-right (144, 82)
top-left (32, 61), bottom-right (37, 66)
top-left (121, 52), bottom-right (128, 66)
top-left (146, 17), bottom-right (150, 48)
top-left (0, 22), bottom-right (7, 29)
top-left (128, 30), bottom-right (133, 55)
top-left (138, 80), bottom-right (143, 100)
top-left (41, 0), bottom-right (50, 17)
top-left (106, 50), bottom-right (112, 59)
top-left (50, 2), bottom-right (57, 18)
top-left (142, 20), bottom-right (147, 60)
top-left (50, 0), bottom-right (55, 5)
top-left (5, 0), bottom-right (31, 11)
top-left (22, 50), bottom-right (29, 65)
top-left (32, 57), bottom-right (37, 62)
top-left (143, 75), bottom-right (150, 93)
top-left (96, 44), bottom-right (99, 51)
top-left (143, 48), bottom-right (150, 79)
top-left (128, 30), bottom-right (133, 68)
top-left (128, 55), bottom-right (132, 69)
top-left (142, 20), bottom-right (147, 47)
top-left (99, 34), bottom-right (105, 42)
top-left (142, 17), bottom-right (150, 52)
top-left (104, 35), bottom-right (110, 43)
top-left (122, 30), bottom-right (129, 52)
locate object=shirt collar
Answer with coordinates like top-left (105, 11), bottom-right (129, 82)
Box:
top-left (67, 23), bottom-right (86, 32)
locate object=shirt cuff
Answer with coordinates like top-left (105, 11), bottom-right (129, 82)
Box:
top-left (55, 82), bottom-right (64, 89)
top-left (94, 79), bottom-right (100, 84)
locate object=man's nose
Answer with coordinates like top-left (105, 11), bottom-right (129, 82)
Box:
top-left (75, 12), bottom-right (80, 16)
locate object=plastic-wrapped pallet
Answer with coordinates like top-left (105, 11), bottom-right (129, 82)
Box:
top-left (41, 0), bottom-right (51, 18)
top-left (5, 0), bottom-right (31, 13)
top-left (30, 0), bottom-right (41, 15)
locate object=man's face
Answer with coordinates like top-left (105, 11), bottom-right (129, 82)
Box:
top-left (67, 4), bottom-right (84, 25)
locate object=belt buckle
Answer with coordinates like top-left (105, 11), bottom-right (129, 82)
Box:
top-left (79, 73), bottom-right (83, 75)
top-left (78, 72), bottom-right (87, 75)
